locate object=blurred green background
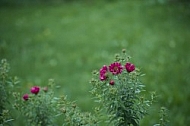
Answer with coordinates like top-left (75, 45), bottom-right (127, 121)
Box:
top-left (0, 0), bottom-right (190, 125)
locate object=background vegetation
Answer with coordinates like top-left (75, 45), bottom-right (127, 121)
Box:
top-left (0, 0), bottom-right (190, 125)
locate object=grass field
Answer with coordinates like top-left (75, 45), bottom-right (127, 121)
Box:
top-left (0, 0), bottom-right (190, 125)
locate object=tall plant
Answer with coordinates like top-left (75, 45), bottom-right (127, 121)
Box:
top-left (90, 49), bottom-right (155, 126)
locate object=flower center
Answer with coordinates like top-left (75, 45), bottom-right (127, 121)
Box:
top-left (114, 66), bottom-right (118, 71)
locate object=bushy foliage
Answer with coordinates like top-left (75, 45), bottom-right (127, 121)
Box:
top-left (0, 50), bottom-right (169, 126)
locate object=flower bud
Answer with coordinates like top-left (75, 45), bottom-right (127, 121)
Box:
top-left (43, 87), bottom-right (48, 92)
top-left (30, 86), bottom-right (40, 95)
top-left (23, 94), bottom-right (29, 101)
top-left (72, 104), bottom-right (76, 109)
top-left (122, 49), bottom-right (126, 53)
top-left (109, 80), bottom-right (115, 85)
top-left (60, 107), bottom-right (66, 113)
top-left (125, 62), bottom-right (135, 73)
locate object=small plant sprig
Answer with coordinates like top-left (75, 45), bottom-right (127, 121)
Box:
top-left (13, 79), bottom-right (57, 126)
top-left (154, 107), bottom-right (169, 126)
top-left (159, 107), bottom-right (169, 126)
top-left (90, 49), bottom-right (155, 126)
top-left (0, 59), bottom-right (9, 124)
top-left (57, 95), bottom-right (98, 126)
top-left (0, 59), bottom-right (18, 125)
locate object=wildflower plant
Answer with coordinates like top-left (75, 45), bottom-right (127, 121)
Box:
top-left (13, 79), bottom-right (57, 126)
top-left (13, 78), bottom-right (98, 126)
top-left (90, 49), bottom-right (155, 126)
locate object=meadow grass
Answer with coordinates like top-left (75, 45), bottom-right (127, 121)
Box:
top-left (0, 1), bottom-right (190, 125)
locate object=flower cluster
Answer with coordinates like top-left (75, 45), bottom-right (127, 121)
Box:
top-left (99, 62), bottom-right (135, 85)
top-left (22, 86), bottom-right (41, 101)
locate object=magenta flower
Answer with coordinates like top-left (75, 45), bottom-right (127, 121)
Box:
top-left (109, 80), bottom-right (115, 85)
top-left (99, 65), bottom-right (108, 81)
top-left (30, 86), bottom-right (40, 95)
top-left (23, 94), bottom-right (29, 101)
top-left (109, 62), bottom-right (123, 75)
top-left (125, 62), bottom-right (135, 73)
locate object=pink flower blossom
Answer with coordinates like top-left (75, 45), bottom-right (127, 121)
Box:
top-left (109, 62), bottom-right (123, 75)
top-left (99, 65), bottom-right (108, 81)
top-left (125, 62), bottom-right (135, 73)
top-left (109, 80), bottom-right (115, 85)
top-left (23, 94), bottom-right (29, 101)
top-left (30, 86), bottom-right (40, 95)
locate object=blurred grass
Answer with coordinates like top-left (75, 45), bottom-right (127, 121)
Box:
top-left (0, 0), bottom-right (190, 125)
